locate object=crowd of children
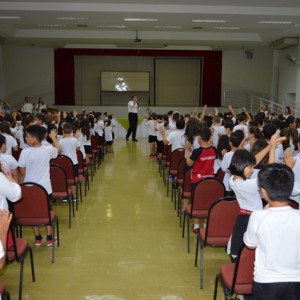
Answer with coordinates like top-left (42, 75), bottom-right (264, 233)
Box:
top-left (144, 105), bottom-right (300, 300)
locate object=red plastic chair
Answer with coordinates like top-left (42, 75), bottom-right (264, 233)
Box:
top-left (162, 144), bottom-right (171, 185)
top-left (167, 148), bottom-right (185, 198)
top-left (51, 155), bottom-right (82, 210)
top-left (50, 164), bottom-right (74, 228)
top-left (13, 183), bottom-right (60, 263)
top-left (288, 199), bottom-right (299, 209)
top-left (6, 227), bottom-right (35, 300)
top-left (12, 148), bottom-right (22, 161)
top-left (179, 167), bottom-right (192, 228)
top-left (214, 246), bottom-right (255, 300)
top-left (182, 177), bottom-right (225, 253)
top-left (77, 150), bottom-right (89, 197)
top-left (173, 157), bottom-right (186, 214)
top-left (194, 197), bottom-right (239, 289)
top-left (216, 167), bottom-right (225, 181)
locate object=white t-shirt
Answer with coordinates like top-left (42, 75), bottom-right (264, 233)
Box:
top-left (157, 123), bottom-right (165, 141)
top-left (221, 151), bottom-right (234, 191)
top-left (22, 102), bottom-right (33, 113)
top-left (244, 206), bottom-right (300, 283)
top-left (3, 133), bottom-right (18, 155)
top-left (104, 126), bottom-right (113, 142)
top-left (15, 128), bottom-right (29, 150)
top-left (211, 125), bottom-right (226, 147)
top-left (233, 124), bottom-right (248, 137)
top-left (0, 172), bottom-right (21, 211)
top-left (18, 145), bottom-right (58, 194)
top-left (128, 100), bottom-right (139, 113)
top-left (0, 153), bottom-right (18, 172)
top-left (168, 121), bottom-right (176, 132)
top-left (144, 120), bottom-right (157, 137)
top-left (166, 129), bottom-right (185, 152)
top-left (229, 176), bottom-right (263, 211)
top-left (59, 137), bottom-right (80, 165)
top-left (290, 153), bottom-right (300, 204)
top-left (94, 120), bottom-right (104, 136)
top-left (79, 132), bottom-right (91, 146)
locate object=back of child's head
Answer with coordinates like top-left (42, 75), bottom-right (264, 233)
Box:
top-left (0, 134), bottom-right (6, 148)
top-left (35, 113), bottom-right (45, 123)
top-left (105, 120), bottom-right (111, 126)
top-left (285, 116), bottom-right (295, 128)
top-left (162, 114), bottom-right (168, 122)
top-left (204, 115), bottom-right (213, 128)
top-left (0, 121), bottom-right (12, 135)
top-left (258, 163), bottom-right (294, 201)
top-left (254, 117), bottom-right (264, 127)
top-left (198, 127), bottom-right (211, 142)
top-left (237, 114), bottom-right (246, 123)
top-left (248, 120), bottom-right (258, 127)
top-left (176, 119), bottom-right (185, 130)
top-left (172, 112), bottom-right (180, 121)
top-left (249, 126), bottom-right (263, 139)
top-left (213, 116), bottom-right (221, 124)
top-left (26, 124), bottom-right (47, 142)
top-left (263, 123), bottom-right (276, 139)
top-left (184, 117), bottom-right (200, 143)
top-left (217, 134), bottom-right (231, 159)
top-left (251, 140), bottom-right (269, 169)
top-left (150, 112), bottom-right (157, 120)
top-left (229, 130), bottom-right (244, 148)
top-left (108, 114), bottom-right (113, 120)
top-left (224, 121), bottom-right (234, 132)
top-left (271, 119), bottom-right (282, 130)
top-left (229, 149), bottom-right (256, 179)
top-left (167, 110), bottom-right (173, 117)
top-left (63, 122), bottom-right (73, 134)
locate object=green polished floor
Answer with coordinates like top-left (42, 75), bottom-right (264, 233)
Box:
top-left (1, 138), bottom-right (229, 300)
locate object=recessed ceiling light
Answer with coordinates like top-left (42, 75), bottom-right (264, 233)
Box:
top-left (96, 25), bottom-right (126, 28)
top-left (56, 17), bottom-right (90, 21)
top-left (258, 21), bottom-right (292, 24)
top-left (0, 16), bottom-right (20, 19)
top-left (192, 19), bottom-right (226, 23)
top-left (155, 26), bottom-right (183, 29)
top-left (38, 24), bottom-right (67, 27)
top-left (124, 18), bottom-right (158, 22)
top-left (213, 26), bottom-right (240, 30)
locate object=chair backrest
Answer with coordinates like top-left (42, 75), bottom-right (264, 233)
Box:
top-left (76, 150), bottom-right (85, 170)
top-left (205, 197), bottom-right (239, 244)
top-left (12, 148), bottom-right (22, 161)
top-left (231, 246), bottom-right (255, 293)
top-left (165, 145), bottom-right (172, 166)
top-left (192, 177), bottom-right (225, 212)
top-left (175, 157), bottom-right (186, 184)
top-left (90, 135), bottom-right (98, 151)
top-left (216, 168), bottom-right (225, 181)
top-left (14, 182), bottom-right (51, 220)
top-left (162, 144), bottom-right (171, 160)
top-left (169, 148), bottom-right (185, 175)
top-left (51, 155), bottom-right (75, 182)
top-left (50, 164), bottom-right (69, 194)
top-left (182, 167), bottom-right (192, 196)
top-left (288, 199), bottom-right (299, 209)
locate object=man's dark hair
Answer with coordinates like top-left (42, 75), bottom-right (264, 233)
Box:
top-left (263, 123), bottom-right (276, 139)
top-left (198, 127), bottom-right (211, 142)
top-left (229, 149), bottom-right (256, 179)
top-left (229, 130), bottom-right (244, 148)
top-left (176, 119), bottom-right (185, 130)
top-left (237, 115), bottom-right (246, 123)
top-left (258, 163), bottom-right (294, 201)
top-left (173, 112), bottom-right (180, 121)
top-left (63, 122), bottom-right (73, 134)
top-left (26, 125), bottom-right (47, 142)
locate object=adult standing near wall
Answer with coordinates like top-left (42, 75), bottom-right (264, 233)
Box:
top-left (126, 95), bottom-right (139, 142)
top-left (21, 96), bottom-right (34, 114)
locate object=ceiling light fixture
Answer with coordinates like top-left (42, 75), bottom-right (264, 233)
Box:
top-left (258, 21), bottom-right (292, 24)
top-left (0, 16), bottom-right (20, 19)
top-left (124, 18), bottom-right (158, 22)
top-left (155, 25), bottom-right (183, 29)
top-left (192, 19), bottom-right (226, 23)
top-left (213, 26), bottom-right (240, 30)
top-left (56, 17), bottom-right (90, 21)
top-left (96, 25), bottom-right (126, 28)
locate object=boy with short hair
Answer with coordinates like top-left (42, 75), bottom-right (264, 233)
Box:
top-left (185, 127), bottom-right (217, 233)
top-left (161, 119), bottom-right (185, 152)
top-left (244, 163), bottom-right (300, 300)
top-left (18, 125), bottom-right (60, 246)
top-left (211, 116), bottom-right (226, 147)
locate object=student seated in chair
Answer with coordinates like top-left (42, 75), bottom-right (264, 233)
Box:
top-left (244, 163), bottom-right (300, 300)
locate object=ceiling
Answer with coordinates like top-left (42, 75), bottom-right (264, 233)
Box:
top-left (0, 0), bottom-right (300, 50)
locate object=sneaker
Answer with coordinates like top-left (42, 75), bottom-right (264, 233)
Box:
top-left (72, 197), bottom-right (78, 202)
top-left (191, 226), bottom-right (200, 234)
top-left (61, 198), bottom-right (68, 203)
top-left (132, 139), bottom-right (138, 142)
top-left (35, 238), bottom-right (43, 247)
top-left (47, 237), bottom-right (58, 247)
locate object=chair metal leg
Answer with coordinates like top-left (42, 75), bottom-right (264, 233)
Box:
top-left (18, 258), bottom-right (24, 300)
top-left (200, 241), bottom-right (204, 289)
top-left (166, 176), bottom-right (170, 197)
top-left (187, 215), bottom-right (190, 253)
top-left (28, 247), bottom-right (35, 282)
top-left (213, 274), bottom-right (219, 300)
top-left (51, 225), bottom-right (55, 263)
top-left (195, 235), bottom-right (199, 267)
top-left (182, 213), bottom-right (186, 238)
top-left (56, 217), bottom-right (60, 247)
top-left (68, 196), bottom-right (72, 229)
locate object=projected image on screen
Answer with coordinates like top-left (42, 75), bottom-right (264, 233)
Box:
top-left (101, 72), bottom-right (150, 92)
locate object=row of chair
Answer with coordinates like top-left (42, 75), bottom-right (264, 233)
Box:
top-left (5, 136), bottom-right (104, 300)
top-left (158, 145), bottom-right (256, 299)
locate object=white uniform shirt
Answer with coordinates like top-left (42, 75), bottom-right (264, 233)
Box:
top-left (18, 145), bottom-right (58, 194)
top-left (59, 137), bottom-right (80, 165)
top-left (157, 123), bottom-right (165, 142)
top-left (166, 129), bottom-right (185, 152)
top-left (128, 101), bottom-right (139, 113)
top-left (0, 153), bottom-right (18, 172)
top-left (229, 176), bottom-right (263, 211)
top-left (244, 206), bottom-right (300, 283)
top-left (211, 125), bottom-right (226, 147)
top-left (94, 120), bottom-right (104, 137)
top-left (104, 126), bottom-right (113, 142)
top-left (233, 124), bottom-right (248, 137)
top-left (3, 133), bottom-right (18, 155)
top-left (22, 102), bottom-right (33, 113)
top-left (221, 151), bottom-right (235, 191)
top-left (144, 120), bottom-right (157, 137)
top-left (0, 172), bottom-right (21, 211)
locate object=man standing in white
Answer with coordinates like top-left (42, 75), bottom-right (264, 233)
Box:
top-left (21, 96), bottom-right (34, 114)
top-left (126, 96), bottom-right (139, 142)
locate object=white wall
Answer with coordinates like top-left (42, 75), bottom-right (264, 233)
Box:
top-left (1, 45), bottom-right (54, 107)
top-left (222, 48), bottom-right (273, 100)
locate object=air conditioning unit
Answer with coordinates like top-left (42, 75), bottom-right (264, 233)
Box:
top-left (270, 37), bottom-right (298, 50)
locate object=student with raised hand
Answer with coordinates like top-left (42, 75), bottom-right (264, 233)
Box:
top-left (161, 118), bottom-right (185, 152)
top-left (244, 163), bottom-right (300, 300)
top-left (0, 121), bottom-right (18, 155)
